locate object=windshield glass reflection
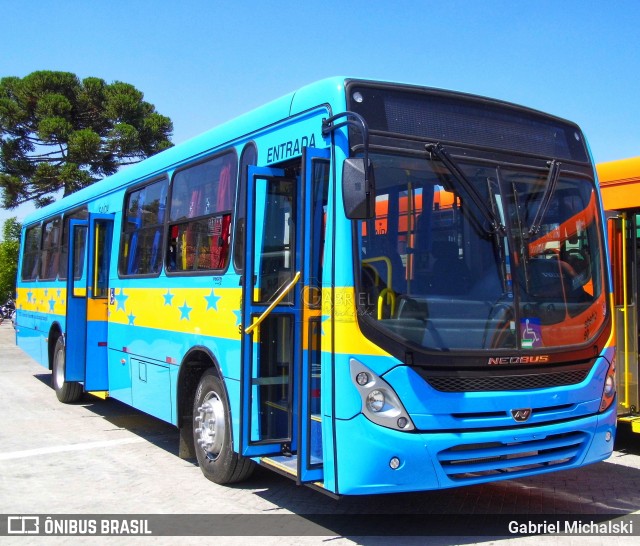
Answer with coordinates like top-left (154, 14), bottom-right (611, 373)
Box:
top-left (356, 152), bottom-right (606, 352)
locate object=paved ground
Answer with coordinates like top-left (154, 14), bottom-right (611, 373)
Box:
top-left (1, 320), bottom-right (639, 545)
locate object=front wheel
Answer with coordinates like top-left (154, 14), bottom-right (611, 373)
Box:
top-left (193, 369), bottom-right (254, 484)
top-left (52, 337), bottom-right (83, 403)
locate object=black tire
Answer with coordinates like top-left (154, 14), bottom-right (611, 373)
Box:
top-left (193, 369), bottom-right (254, 484)
top-left (52, 337), bottom-right (83, 403)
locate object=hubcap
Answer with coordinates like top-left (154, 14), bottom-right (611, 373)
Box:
top-left (195, 391), bottom-right (225, 460)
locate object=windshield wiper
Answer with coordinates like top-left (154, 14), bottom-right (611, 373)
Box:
top-left (426, 143), bottom-right (505, 235)
top-left (528, 159), bottom-right (561, 236)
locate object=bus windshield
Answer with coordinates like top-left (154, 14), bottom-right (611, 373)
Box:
top-left (356, 151), bottom-right (606, 353)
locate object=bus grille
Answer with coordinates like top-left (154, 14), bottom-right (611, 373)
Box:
top-left (424, 369), bottom-right (589, 392)
top-left (437, 431), bottom-right (587, 482)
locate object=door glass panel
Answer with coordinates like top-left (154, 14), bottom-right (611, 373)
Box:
top-left (253, 178), bottom-right (296, 304)
top-left (252, 314), bottom-right (293, 442)
top-left (93, 220), bottom-right (111, 299)
top-left (72, 225), bottom-right (87, 297)
top-left (307, 318), bottom-right (322, 467)
top-left (309, 159), bottom-right (329, 307)
top-left (59, 208), bottom-right (88, 280)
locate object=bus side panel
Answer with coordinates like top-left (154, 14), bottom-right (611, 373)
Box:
top-left (107, 282), bottom-right (243, 421)
top-left (16, 319), bottom-right (42, 365)
top-left (107, 348), bottom-right (133, 406)
top-left (15, 284), bottom-right (65, 369)
top-left (131, 357), bottom-right (172, 423)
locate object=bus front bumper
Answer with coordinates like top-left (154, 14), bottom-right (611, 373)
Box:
top-left (333, 406), bottom-right (616, 495)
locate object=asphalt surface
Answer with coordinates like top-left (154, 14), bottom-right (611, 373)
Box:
top-left (1, 320), bottom-right (639, 545)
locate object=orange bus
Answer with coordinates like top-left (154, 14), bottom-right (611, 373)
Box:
top-left (598, 156), bottom-right (640, 433)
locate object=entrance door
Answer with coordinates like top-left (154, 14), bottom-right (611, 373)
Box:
top-left (241, 149), bottom-right (330, 483)
top-left (65, 219), bottom-right (89, 382)
top-left (65, 214), bottom-right (113, 389)
top-left (610, 212), bottom-right (640, 417)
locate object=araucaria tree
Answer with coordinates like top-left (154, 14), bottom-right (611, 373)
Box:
top-left (0, 71), bottom-right (173, 208)
top-left (0, 217), bottom-right (20, 302)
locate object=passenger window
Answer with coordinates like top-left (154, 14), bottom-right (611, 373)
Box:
top-left (119, 178), bottom-right (168, 276)
top-left (167, 152), bottom-right (237, 272)
top-left (21, 225), bottom-right (42, 281)
top-left (40, 217), bottom-right (62, 280)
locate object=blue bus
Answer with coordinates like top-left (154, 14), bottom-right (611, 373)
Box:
top-left (15, 78), bottom-right (616, 496)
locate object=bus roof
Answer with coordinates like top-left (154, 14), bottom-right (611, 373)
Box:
top-left (21, 76), bottom-right (350, 227)
top-left (597, 156), bottom-right (640, 211)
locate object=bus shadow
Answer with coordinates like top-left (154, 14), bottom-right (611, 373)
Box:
top-left (33, 372), bottom-right (185, 458)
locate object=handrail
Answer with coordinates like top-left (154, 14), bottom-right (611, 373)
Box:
top-left (362, 262), bottom-right (380, 286)
top-left (244, 271), bottom-right (301, 335)
top-left (377, 287), bottom-right (396, 319)
top-left (363, 256), bottom-right (393, 289)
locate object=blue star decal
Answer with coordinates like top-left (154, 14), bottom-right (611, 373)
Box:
top-left (320, 314), bottom-right (330, 336)
top-left (57, 289), bottom-right (62, 298)
top-left (48, 298), bottom-right (56, 312)
top-left (127, 311), bottom-right (136, 325)
top-left (233, 309), bottom-right (243, 327)
top-left (204, 289), bottom-right (220, 311)
top-left (178, 300), bottom-right (192, 321)
top-left (163, 289), bottom-right (174, 306)
top-left (27, 291), bottom-right (33, 303)
top-left (114, 289), bottom-right (128, 312)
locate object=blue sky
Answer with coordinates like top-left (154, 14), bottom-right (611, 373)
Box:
top-left (1, 0), bottom-right (639, 226)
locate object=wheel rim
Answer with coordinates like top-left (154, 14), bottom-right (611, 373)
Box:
top-left (195, 391), bottom-right (225, 460)
top-left (54, 346), bottom-right (65, 390)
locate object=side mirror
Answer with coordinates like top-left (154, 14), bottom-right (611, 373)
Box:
top-left (342, 158), bottom-right (375, 219)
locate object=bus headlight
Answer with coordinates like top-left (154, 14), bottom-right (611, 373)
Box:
top-left (366, 390), bottom-right (385, 412)
top-left (350, 358), bottom-right (415, 431)
top-left (599, 354), bottom-right (616, 412)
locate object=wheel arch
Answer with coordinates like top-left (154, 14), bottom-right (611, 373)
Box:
top-left (175, 346), bottom-right (229, 459)
top-left (177, 346), bottom-right (226, 421)
top-left (47, 322), bottom-right (64, 371)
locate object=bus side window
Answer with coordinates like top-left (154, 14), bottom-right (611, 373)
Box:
top-left (21, 225), bottom-right (42, 282)
top-left (40, 217), bottom-right (62, 280)
top-left (168, 152), bottom-right (237, 273)
top-left (119, 178), bottom-right (168, 276)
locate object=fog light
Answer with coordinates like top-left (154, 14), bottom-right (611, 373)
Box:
top-left (397, 417), bottom-right (408, 429)
top-left (605, 431), bottom-right (612, 442)
top-left (389, 457), bottom-right (401, 469)
top-left (366, 390), bottom-right (385, 412)
top-left (356, 372), bottom-right (369, 386)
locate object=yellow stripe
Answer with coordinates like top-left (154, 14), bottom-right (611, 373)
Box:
top-left (87, 391), bottom-right (109, 399)
top-left (109, 287), bottom-right (243, 340)
top-left (324, 286), bottom-right (390, 357)
top-left (16, 286), bottom-right (67, 314)
top-left (87, 297), bottom-right (108, 321)
top-left (16, 285), bottom-right (393, 357)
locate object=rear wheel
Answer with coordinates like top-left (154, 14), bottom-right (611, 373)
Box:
top-left (52, 337), bottom-right (83, 403)
top-left (193, 369), bottom-right (254, 484)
